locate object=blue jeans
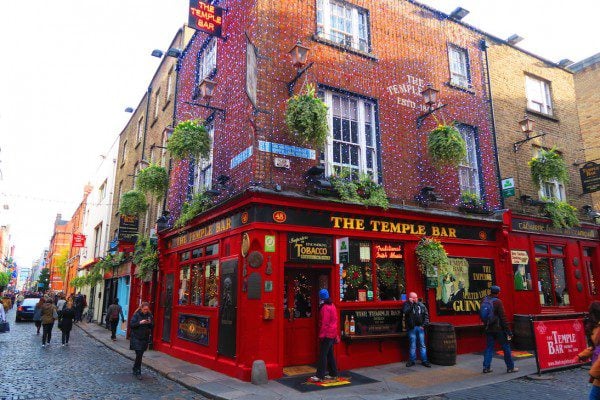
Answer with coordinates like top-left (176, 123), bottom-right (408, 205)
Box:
top-left (408, 326), bottom-right (428, 363)
top-left (483, 332), bottom-right (514, 370)
top-left (591, 385), bottom-right (600, 400)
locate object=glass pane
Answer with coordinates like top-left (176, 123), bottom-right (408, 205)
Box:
top-left (552, 258), bottom-right (568, 305)
top-left (534, 244), bottom-right (548, 254)
top-left (205, 243), bottom-right (219, 256)
top-left (350, 145), bottom-right (359, 166)
top-left (180, 252), bottom-right (190, 262)
top-left (550, 246), bottom-right (564, 255)
top-left (375, 244), bottom-right (405, 300)
top-left (290, 272), bottom-right (313, 318)
top-left (342, 119), bottom-right (350, 142)
top-left (350, 121), bottom-right (358, 143)
top-left (341, 143), bottom-right (349, 164)
top-left (586, 259), bottom-right (598, 296)
top-left (179, 266), bottom-right (190, 305)
top-left (192, 248), bottom-right (202, 259)
top-left (536, 258), bottom-right (554, 306)
top-left (333, 117), bottom-right (341, 140)
top-left (341, 240), bottom-right (373, 302)
top-left (204, 260), bottom-right (219, 306)
top-left (333, 142), bottom-right (341, 163)
top-left (584, 247), bottom-right (593, 257)
top-left (333, 95), bottom-right (340, 116)
top-left (191, 264), bottom-right (203, 306)
top-left (365, 124), bottom-right (372, 146)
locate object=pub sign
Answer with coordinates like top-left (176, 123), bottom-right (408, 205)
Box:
top-left (580, 162), bottom-right (600, 194)
top-left (288, 234), bottom-right (333, 264)
top-left (188, 0), bottom-right (224, 37)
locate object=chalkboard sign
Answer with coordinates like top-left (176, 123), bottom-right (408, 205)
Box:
top-left (217, 259), bottom-right (237, 358)
top-left (340, 309), bottom-right (402, 336)
top-left (247, 272), bottom-right (262, 300)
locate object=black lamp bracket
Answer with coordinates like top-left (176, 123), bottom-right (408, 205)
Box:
top-left (416, 104), bottom-right (447, 128)
top-left (513, 132), bottom-right (547, 152)
top-left (184, 101), bottom-right (226, 121)
top-left (287, 62), bottom-right (315, 96)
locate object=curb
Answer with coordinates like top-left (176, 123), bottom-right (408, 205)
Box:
top-left (76, 323), bottom-right (218, 399)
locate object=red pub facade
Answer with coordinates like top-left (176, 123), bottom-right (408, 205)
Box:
top-left (151, 0), bottom-right (599, 381)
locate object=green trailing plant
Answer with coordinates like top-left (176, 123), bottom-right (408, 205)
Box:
top-left (119, 190), bottom-right (148, 216)
top-left (69, 276), bottom-right (86, 288)
top-left (0, 271), bottom-right (10, 289)
top-left (459, 192), bottom-right (484, 209)
top-left (529, 148), bottom-right (569, 188)
top-left (330, 169), bottom-right (389, 209)
top-left (137, 164), bottom-right (169, 200)
top-left (285, 84), bottom-right (329, 148)
top-left (167, 119), bottom-right (211, 160)
top-left (175, 191), bottom-right (214, 228)
top-left (415, 237), bottom-right (450, 276)
top-left (426, 124), bottom-right (467, 168)
top-left (86, 267), bottom-right (103, 287)
top-left (543, 199), bottom-right (580, 229)
top-left (133, 236), bottom-right (159, 281)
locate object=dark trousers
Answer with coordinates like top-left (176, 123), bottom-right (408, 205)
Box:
top-left (42, 323), bottom-right (54, 344)
top-left (62, 329), bottom-right (71, 344)
top-left (110, 320), bottom-right (119, 339)
top-left (133, 350), bottom-right (145, 374)
top-left (34, 321), bottom-right (41, 333)
top-left (316, 338), bottom-right (338, 379)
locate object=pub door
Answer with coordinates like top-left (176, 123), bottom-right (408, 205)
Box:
top-left (161, 273), bottom-right (174, 342)
top-left (284, 268), bottom-right (329, 366)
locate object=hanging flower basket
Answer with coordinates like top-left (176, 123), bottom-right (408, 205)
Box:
top-left (119, 190), bottom-right (148, 216)
top-left (344, 264), bottom-right (364, 287)
top-left (543, 199), bottom-right (580, 229)
top-left (426, 124), bottom-right (467, 168)
top-left (174, 191), bottom-right (214, 228)
top-left (167, 119), bottom-right (211, 160)
top-left (137, 164), bottom-right (169, 200)
top-left (528, 148), bottom-right (569, 188)
top-left (285, 84), bottom-right (329, 149)
top-left (415, 237), bottom-right (450, 276)
top-left (377, 260), bottom-right (398, 287)
top-left (330, 170), bottom-right (389, 209)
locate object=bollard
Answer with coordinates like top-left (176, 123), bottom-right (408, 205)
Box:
top-left (251, 360), bottom-right (268, 385)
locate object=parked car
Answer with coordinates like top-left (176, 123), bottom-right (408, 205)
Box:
top-left (15, 298), bottom-right (39, 322)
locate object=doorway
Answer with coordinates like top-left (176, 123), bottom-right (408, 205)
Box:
top-left (161, 273), bottom-right (174, 342)
top-left (283, 268), bottom-right (330, 367)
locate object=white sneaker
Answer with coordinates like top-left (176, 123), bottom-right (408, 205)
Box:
top-left (61, 344), bottom-right (65, 347)
top-left (309, 376), bottom-right (321, 382)
top-left (42, 344), bottom-right (45, 348)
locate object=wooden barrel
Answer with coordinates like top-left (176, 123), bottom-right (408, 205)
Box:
top-left (512, 315), bottom-right (534, 350)
top-left (427, 323), bottom-right (457, 366)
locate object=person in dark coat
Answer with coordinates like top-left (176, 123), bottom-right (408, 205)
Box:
top-left (129, 302), bottom-right (153, 379)
top-left (482, 285), bottom-right (518, 374)
top-left (33, 298), bottom-right (44, 335)
top-left (59, 300), bottom-right (76, 346)
top-left (40, 298), bottom-right (57, 347)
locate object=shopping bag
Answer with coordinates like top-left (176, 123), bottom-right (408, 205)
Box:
top-left (0, 321), bottom-right (10, 333)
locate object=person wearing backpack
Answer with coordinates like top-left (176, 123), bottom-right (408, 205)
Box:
top-left (403, 291), bottom-right (431, 367)
top-left (481, 285), bottom-right (518, 374)
top-left (575, 301), bottom-right (600, 400)
top-left (106, 298), bottom-right (125, 341)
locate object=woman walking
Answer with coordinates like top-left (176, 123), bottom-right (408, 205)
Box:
top-left (311, 289), bottom-right (339, 382)
top-left (33, 298), bottom-right (44, 335)
top-left (40, 297), bottom-right (58, 347)
top-left (59, 300), bottom-right (75, 346)
top-left (129, 302), bottom-right (153, 379)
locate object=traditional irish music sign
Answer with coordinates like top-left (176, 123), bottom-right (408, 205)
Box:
top-left (188, 0), bottom-right (224, 38)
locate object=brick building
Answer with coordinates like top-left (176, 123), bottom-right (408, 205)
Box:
top-left (47, 213), bottom-right (71, 292)
top-left (158, 0), bottom-right (513, 380)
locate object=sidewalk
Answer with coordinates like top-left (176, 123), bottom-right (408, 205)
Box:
top-left (77, 322), bottom-right (537, 400)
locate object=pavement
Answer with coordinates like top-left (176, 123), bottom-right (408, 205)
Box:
top-left (77, 321), bottom-right (545, 400)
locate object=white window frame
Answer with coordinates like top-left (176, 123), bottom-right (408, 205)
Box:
top-left (98, 180), bottom-right (107, 204)
top-left (93, 223), bottom-right (103, 258)
top-left (457, 124), bottom-right (481, 197)
top-left (121, 140), bottom-right (127, 164)
top-left (319, 89), bottom-right (379, 180)
top-left (193, 123), bottom-right (214, 192)
top-left (197, 38), bottom-right (217, 83)
top-left (166, 67), bottom-right (174, 100)
top-left (316, 0), bottom-right (370, 53)
top-left (526, 75), bottom-right (553, 116)
top-left (161, 131), bottom-right (169, 168)
top-left (137, 117), bottom-right (144, 143)
top-left (154, 88), bottom-right (161, 119)
top-left (448, 45), bottom-right (470, 88)
top-left (533, 148), bottom-right (565, 201)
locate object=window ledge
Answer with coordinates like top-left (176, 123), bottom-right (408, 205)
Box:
top-left (150, 117), bottom-right (158, 128)
top-left (162, 99), bottom-right (171, 111)
top-left (445, 81), bottom-right (475, 94)
top-left (120, 162), bottom-right (125, 169)
top-left (526, 108), bottom-right (559, 122)
top-left (312, 35), bottom-right (378, 62)
top-left (134, 141), bottom-right (141, 149)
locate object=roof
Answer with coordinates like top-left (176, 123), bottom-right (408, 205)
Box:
top-left (569, 53), bottom-right (600, 72)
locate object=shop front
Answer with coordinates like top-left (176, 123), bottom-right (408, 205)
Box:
top-left (155, 193), bottom-right (505, 381)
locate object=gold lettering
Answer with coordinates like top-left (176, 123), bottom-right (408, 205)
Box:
top-left (331, 217), bottom-right (343, 228)
top-left (431, 226), bottom-right (440, 236)
top-left (417, 225), bottom-right (426, 235)
top-left (448, 228), bottom-right (457, 238)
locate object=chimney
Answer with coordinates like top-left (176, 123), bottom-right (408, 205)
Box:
top-left (55, 213), bottom-right (62, 224)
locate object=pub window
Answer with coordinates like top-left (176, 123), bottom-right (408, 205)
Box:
top-left (584, 247), bottom-right (598, 296)
top-left (447, 44), bottom-right (471, 89)
top-left (192, 247), bottom-right (203, 259)
top-left (375, 243), bottom-right (406, 301)
top-left (316, 0), bottom-right (370, 53)
top-left (179, 265), bottom-right (190, 305)
top-left (535, 148), bottom-right (565, 201)
top-left (191, 264), bottom-right (203, 306)
top-left (197, 38), bottom-right (217, 84)
top-left (526, 75), bottom-right (553, 116)
top-left (205, 243), bottom-right (219, 256)
top-left (457, 124), bottom-right (481, 198)
top-left (535, 244), bottom-right (568, 307)
top-left (342, 240), bottom-right (373, 302)
top-left (204, 259), bottom-right (219, 306)
top-left (193, 122), bottom-right (214, 193)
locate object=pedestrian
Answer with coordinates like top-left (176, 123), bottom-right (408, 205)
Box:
top-left (106, 298), bottom-right (125, 341)
top-left (481, 285), bottom-right (518, 373)
top-left (403, 291), bottom-right (431, 367)
top-left (56, 293), bottom-right (66, 318)
top-left (33, 297), bottom-right (44, 335)
top-left (129, 302), bottom-right (153, 379)
top-left (576, 301), bottom-right (600, 400)
top-left (310, 289), bottom-right (339, 382)
top-left (59, 300), bottom-right (75, 346)
top-left (74, 292), bottom-right (84, 322)
top-left (40, 298), bottom-right (58, 347)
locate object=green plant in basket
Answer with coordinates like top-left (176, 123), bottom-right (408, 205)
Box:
top-left (427, 124), bottom-right (467, 168)
top-left (459, 192), bottom-right (484, 209)
top-left (529, 148), bottom-right (569, 188)
top-left (415, 237), bottom-right (449, 276)
top-left (285, 84), bottom-right (329, 149)
top-left (167, 119), bottom-right (211, 160)
top-left (119, 190), bottom-right (148, 216)
top-left (137, 164), bottom-right (169, 200)
top-left (174, 191), bottom-right (214, 228)
top-left (330, 169), bottom-right (389, 209)
top-left (543, 199), bottom-right (580, 229)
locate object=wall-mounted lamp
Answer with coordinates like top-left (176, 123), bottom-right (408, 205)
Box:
top-left (507, 34), bottom-right (524, 45)
top-left (304, 165), bottom-right (335, 196)
top-left (156, 211), bottom-right (170, 232)
top-left (519, 194), bottom-right (547, 207)
top-left (416, 84), bottom-right (447, 128)
top-left (582, 205), bottom-right (600, 223)
top-left (287, 41), bottom-right (315, 96)
top-left (124, 107), bottom-right (134, 113)
top-left (166, 48), bottom-right (183, 58)
top-left (184, 78), bottom-right (226, 120)
top-left (513, 115), bottom-right (546, 151)
top-left (415, 186), bottom-right (442, 207)
top-left (151, 49), bottom-right (164, 58)
top-left (449, 7), bottom-right (469, 20)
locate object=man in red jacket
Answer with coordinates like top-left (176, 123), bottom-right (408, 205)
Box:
top-left (311, 289), bottom-right (339, 382)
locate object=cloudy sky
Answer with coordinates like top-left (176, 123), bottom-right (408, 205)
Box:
top-left (0, 0), bottom-right (598, 268)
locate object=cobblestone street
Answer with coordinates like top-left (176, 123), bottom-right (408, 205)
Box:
top-left (0, 308), bottom-right (206, 400)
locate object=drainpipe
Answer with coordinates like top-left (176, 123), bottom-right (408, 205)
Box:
top-left (481, 39), bottom-right (505, 210)
top-left (141, 86), bottom-right (152, 163)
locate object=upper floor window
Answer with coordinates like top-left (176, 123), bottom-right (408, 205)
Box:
top-left (319, 89), bottom-right (379, 179)
top-left (534, 149), bottom-right (565, 201)
top-left (448, 45), bottom-right (470, 89)
top-left (121, 140), bottom-right (127, 165)
top-left (166, 67), bottom-right (174, 100)
top-left (136, 117), bottom-right (144, 143)
top-left (161, 130), bottom-right (169, 167)
top-left (457, 124), bottom-right (481, 197)
top-left (93, 223), bottom-right (103, 258)
top-left (526, 75), bottom-right (553, 116)
top-left (194, 123), bottom-right (214, 192)
top-left (154, 88), bottom-right (161, 119)
top-left (197, 38), bottom-right (217, 83)
top-left (316, 0), bottom-right (370, 53)
top-left (98, 180), bottom-right (107, 203)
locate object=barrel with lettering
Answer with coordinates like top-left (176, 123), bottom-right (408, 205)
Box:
top-left (427, 323), bottom-right (457, 366)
